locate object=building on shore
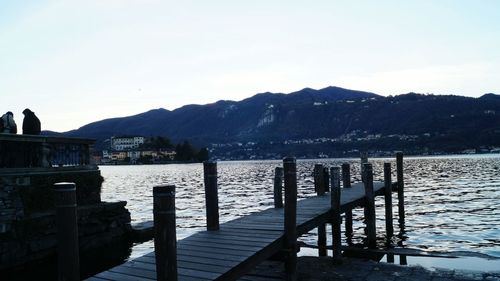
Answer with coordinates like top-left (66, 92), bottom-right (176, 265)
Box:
top-left (110, 136), bottom-right (145, 151)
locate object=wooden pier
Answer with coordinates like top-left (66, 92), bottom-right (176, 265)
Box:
top-left (83, 154), bottom-right (404, 281)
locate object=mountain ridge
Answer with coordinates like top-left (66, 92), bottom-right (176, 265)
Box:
top-left (51, 86), bottom-right (500, 155)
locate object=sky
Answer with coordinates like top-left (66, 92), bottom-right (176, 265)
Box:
top-left (1, 1), bottom-right (499, 132)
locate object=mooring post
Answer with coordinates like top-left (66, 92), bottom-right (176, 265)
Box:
top-left (331, 166), bottom-right (342, 263)
top-left (315, 164), bottom-right (327, 256)
top-left (283, 157), bottom-right (298, 281)
top-left (203, 161), bottom-right (219, 231)
top-left (274, 167), bottom-right (284, 208)
top-left (323, 167), bottom-right (330, 192)
top-left (396, 152), bottom-right (405, 227)
top-left (153, 185), bottom-right (177, 281)
top-left (363, 163), bottom-right (376, 248)
top-left (313, 164), bottom-right (325, 195)
top-left (53, 182), bottom-right (80, 281)
top-left (360, 152), bottom-right (368, 182)
top-left (400, 255), bottom-right (408, 265)
top-left (341, 163), bottom-right (353, 240)
top-left (384, 162), bottom-right (394, 239)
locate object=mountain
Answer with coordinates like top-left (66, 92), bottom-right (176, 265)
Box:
top-left (57, 86), bottom-right (500, 156)
top-left (62, 86), bottom-right (379, 144)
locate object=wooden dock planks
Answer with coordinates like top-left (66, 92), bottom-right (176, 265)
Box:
top-left (87, 181), bottom-right (387, 281)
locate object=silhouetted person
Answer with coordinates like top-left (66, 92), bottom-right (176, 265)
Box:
top-left (22, 108), bottom-right (41, 135)
top-left (1, 111), bottom-right (17, 134)
top-left (0, 111), bottom-right (17, 167)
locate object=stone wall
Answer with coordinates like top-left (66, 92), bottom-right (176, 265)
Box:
top-left (0, 167), bottom-right (131, 271)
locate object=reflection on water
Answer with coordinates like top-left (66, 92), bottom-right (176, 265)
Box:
top-left (100, 154), bottom-right (500, 259)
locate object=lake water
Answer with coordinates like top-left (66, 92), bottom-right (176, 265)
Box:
top-left (100, 154), bottom-right (500, 266)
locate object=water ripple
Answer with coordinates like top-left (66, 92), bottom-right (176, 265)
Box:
top-left (100, 155), bottom-right (500, 258)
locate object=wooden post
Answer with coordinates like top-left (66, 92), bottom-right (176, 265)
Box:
top-left (323, 167), bottom-right (330, 192)
top-left (313, 164), bottom-right (325, 195)
top-left (274, 167), bottom-right (284, 208)
top-left (360, 152), bottom-right (368, 182)
top-left (153, 185), bottom-right (177, 281)
top-left (330, 166), bottom-right (342, 263)
top-left (53, 182), bottom-right (80, 281)
top-left (396, 152), bottom-right (405, 226)
top-left (203, 161), bottom-right (219, 231)
top-left (283, 157), bottom-right (297, 281)
top-left (315, 164), bottom-right (327, 256)
top-left (363, 163), bottom-right (376, 248)
top-left (341, 163), bottom-right (353, 240)
top-left (400, 255), bottom-right (408, 265)
top-left (314, 164), bottom-right (328, 256)
top-left (384, 163), bottom-right (394, 239)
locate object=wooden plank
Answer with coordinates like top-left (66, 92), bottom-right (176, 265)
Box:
top-left (184, 236), bottom-right (270, 249)
top-left (179, 239), bottom-right (263, 252)
top-left (85, 277), bottom-right (109, 281)
top-left (145, 249), bottom-right (247, 263)
top-left (190, 232), bottom-right (277, 244)
top-left (112, 262), bottom-right (216, 280)
top-left (123, 259), bottom-right (231, 275)
top-left (136, 255), bottom-right (238, 269)
top-left (238, 275), bottom-right (283, 281)
top-left (95, 270), bottom-right (154, 281)
top-left (178, 243), bottom-right (257, 256)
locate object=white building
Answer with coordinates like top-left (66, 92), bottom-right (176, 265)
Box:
top-left (111, 136), bottom-right (145, 151)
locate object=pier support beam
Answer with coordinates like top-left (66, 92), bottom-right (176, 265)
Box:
top-left (341, 163), bottom-right (353, 241)
top-left (323, 167), bottom-right (330, 193)
top-left (53, 182), bottom-right (80, 281)
top-left (314, 164), bottom-right (325, 195)
top-left (396, 152), bottom-right (405, 227)
top-left (363, 163), bottom-right (376, 248)
top-left (360, 152), bottom-right (368, 182)
top-left (330, 167), bottom-right (342, 263)
top-left (384, 163), bottom-right (394, 239)
top-left (314, 164), bottom-right (327, 256)
top-left (153, 185), bottom-right (178, 281)
top-left (284, 157), bottom-right (298, 281)
top-left (274, 167), bottom-right (284, 208)
top-left (203, 161), bottom-right (219, 231)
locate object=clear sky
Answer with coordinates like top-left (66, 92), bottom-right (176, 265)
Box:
top-left (1, 1), bottom-right (499, 132)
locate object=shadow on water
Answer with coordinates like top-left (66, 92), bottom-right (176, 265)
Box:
top-left (1, 237), bottom-right (133, 281)
top-left (380, 254), bottom-right (500, 272)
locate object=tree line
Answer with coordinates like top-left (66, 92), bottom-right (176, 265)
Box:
top-left (139, 136), bottom-right (209, 163)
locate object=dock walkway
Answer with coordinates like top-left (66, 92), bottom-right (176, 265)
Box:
top-left (87, 181), bottom-right (387, 281)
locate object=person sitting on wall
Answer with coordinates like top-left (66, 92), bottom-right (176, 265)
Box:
top-left (1, 111), bottom-right (18, 134)
top-left (22, 108), bottom-right (41, 135)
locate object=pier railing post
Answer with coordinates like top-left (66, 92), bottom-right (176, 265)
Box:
top-left (363, 163), bottom-right (376, 248)
top-left (274, 167), bottom-right (284, 208)
top-left (313, 164), bottom-right (325, 195)
top-left (384, 162), bottom-right (394, 239)
top-left (314, 164), bottom-right (327, 256)
top-left (330, 167), bottom-right (342, 263)
top-left (203, 161), bottom-right (219, 231)
top-left (341, 163), bottom-right (353, 240)
top-left (396, 152), bottom-right (405, 227)
top-left (153, 185), bottom-right (178, 281)
top-left (360, 152), bottom-right (368, 183)
top-left (53, 182), bottom-right (80, 281)
top-left (283, 157), bottom-right (298, 281)
top-left (323, 167), bottom-right (330, 193)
